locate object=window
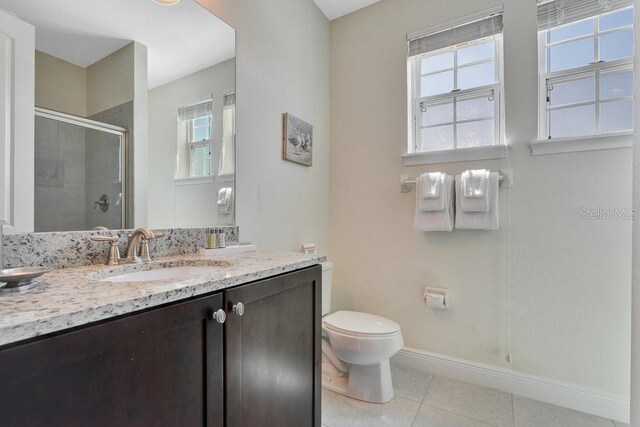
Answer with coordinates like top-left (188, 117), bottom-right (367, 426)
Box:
top-left (538, 1), bottom-right (634, 140)
top-left (407, 9), bottom-right (504, 154)
top-left (188, 115), bottom-right (213, 177)
top-left (177, 100), bottom-right (214, 178)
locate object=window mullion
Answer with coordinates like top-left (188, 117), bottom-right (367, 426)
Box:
top-left (595, 68), bottom-right (601, 135)
top-left (418, 84), bottom-right (497, 106)
top-left (453, 96), bottom-right (458, 149)
top-left (453, 49), bottom-right (459, 91)
top-left (594, 17), bottom-right (599, 64)
top-left (453, 47), bottom-right (458, 149)
top-left (543, 58), bottom-right (632, 81)
top-left (594, 16), bottom-right (601, 136)
top-left (545, 33), bottom-right (596, 49)
top-left (414, 58), bottom-right (420, 152)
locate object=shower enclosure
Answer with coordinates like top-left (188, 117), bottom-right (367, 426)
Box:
top-left (34, 108), bottom-right (128, 232)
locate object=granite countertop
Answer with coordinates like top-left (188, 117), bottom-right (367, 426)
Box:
top-left (0, 251), bottom-right (325, 347)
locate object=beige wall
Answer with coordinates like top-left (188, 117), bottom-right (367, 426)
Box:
top-left (196, 0), bottom-right (331, 254)
top-left (86, 43), bottom-right (135, 117)
top-left (35, 50), bottom-right (86, 117)
top-left (35, 44), bottom-right (135, 118)
top-left (330, 0), bottom-right (631, 399)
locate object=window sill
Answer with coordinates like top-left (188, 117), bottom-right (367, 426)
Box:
top-left (402, 145), bottom-right (509, 166)
top-left (217, 173), bottom-right (235, 183)
top-left (173, 176), bottom-right (215, 186)
top-left (529, 132), bottom-right (633, 156)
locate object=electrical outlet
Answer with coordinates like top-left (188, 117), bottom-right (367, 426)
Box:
top-left (506, 353), bottom-right (512, 363)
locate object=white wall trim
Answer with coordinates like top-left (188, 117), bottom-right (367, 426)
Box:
top-left (393, 347), bottom-right (630, 423)
top-left (402, 145), bottom-right (509, 166)
top-left (0, 11), bottom-right (34, 232)
top-left (530, 133), bottom-right (633, 156)
top-left (173, 176), bottom-right (215, 186)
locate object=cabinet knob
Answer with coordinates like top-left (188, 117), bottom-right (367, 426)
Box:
top-left (232, 302), bottom-right (245, 316)
top-left (211, 309), bottom-right (226, 324)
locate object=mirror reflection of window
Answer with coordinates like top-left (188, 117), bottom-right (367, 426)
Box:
top-left (177, 99), bottom-right (214, 178)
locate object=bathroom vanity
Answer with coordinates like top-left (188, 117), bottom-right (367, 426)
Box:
top-left (0, 252), bottom-right (323, 427)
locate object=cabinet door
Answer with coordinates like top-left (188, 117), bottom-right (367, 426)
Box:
top-left (225, 265), bottom-right (322, 427)
top-left (0, 293), bottom-right (225, 427)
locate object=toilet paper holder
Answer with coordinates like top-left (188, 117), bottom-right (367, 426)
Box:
top-left (424, 287), bottom-right (449, 309)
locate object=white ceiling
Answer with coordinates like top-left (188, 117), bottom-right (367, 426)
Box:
top-left (0, 0), bottom-right (235, 88)
top-left (313, 0), bottom-right (382, 20)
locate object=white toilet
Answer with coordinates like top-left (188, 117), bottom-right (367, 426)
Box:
top-left (321, 262), bottom-right (404, 404)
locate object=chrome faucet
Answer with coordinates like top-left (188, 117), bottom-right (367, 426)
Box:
top-left (91, 228), bottom-right (164, 266)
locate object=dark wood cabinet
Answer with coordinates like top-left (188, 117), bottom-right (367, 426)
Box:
top-left (0, 293), bottom-right (225, 427)
top-left (225, 265), bottom-right (322, 427)
top-left (0, 265), bottom-right (321, 427)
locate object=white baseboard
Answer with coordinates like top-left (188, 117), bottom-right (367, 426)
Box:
top-left (393, 347), bottom-right (630, 424)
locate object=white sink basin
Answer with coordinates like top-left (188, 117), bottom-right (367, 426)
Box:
top-left (99, 266), bottom-right (224, 283)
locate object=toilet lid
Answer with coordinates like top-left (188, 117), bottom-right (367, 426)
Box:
top-left (323, 311), bottom-right (400, 336)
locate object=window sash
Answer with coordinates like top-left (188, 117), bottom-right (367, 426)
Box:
top-left (540, 11), bottom-right (633, 74)
top-left (416, 36), bottom-right (499, 97)
top-left (189, 142), bottom-right (213, 177)
top-left (188, 115), bottom-right (213, 144)
top-left (414, 86), bottom-right (500, 151)
top-left (540, 63), bottom-right (633, 139)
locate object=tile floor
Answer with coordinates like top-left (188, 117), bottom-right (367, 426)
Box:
top-left (321, 363), bottom-right (628, 427)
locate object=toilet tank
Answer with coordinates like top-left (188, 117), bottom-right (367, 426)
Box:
top-left (321, 262), bottom-right (333, 315)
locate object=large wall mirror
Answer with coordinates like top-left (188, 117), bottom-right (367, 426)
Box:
top-left (0, 0), bottom-right (235, 233)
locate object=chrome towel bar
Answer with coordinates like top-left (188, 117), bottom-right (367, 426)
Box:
top-left (401, 169), bottom-right (512, 193)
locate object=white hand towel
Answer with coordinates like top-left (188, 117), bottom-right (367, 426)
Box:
top-left (421, 172), bottom-right (444, 199)
top-left (460, 169), bottom-right (490, 212)
top-left (455, 172), bottom-right (499, 230)
top-left (415, 174), bottom-right (454, 232)
top-left (417, 173), bottom-right (445, 212)
top-left (217, 187), bottom-right (233, 215)
top-left (462, 169), bottom-right (489, 197)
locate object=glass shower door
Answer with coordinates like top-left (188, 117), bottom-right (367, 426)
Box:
top-left (34, 109), bottom-right (127, 232)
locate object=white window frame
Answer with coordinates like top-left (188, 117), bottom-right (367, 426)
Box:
top-left (187, 114), bottom-right (213, 178)
top-left (408, 34), bottom-right (505, 155)
top-left (537, 6), bottom-right (634, 141)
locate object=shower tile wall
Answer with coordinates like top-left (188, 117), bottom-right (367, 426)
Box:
top-left (89, 101), bottom-right (133, 228)
top-left (35, 117), bottom-right (87, 232)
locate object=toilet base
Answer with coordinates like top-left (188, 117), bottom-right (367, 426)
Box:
top-left (322, 359), bottom-right (394, 404)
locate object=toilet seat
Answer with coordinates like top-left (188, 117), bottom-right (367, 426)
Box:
top-left (323, 311), bottom-right (401, 337)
